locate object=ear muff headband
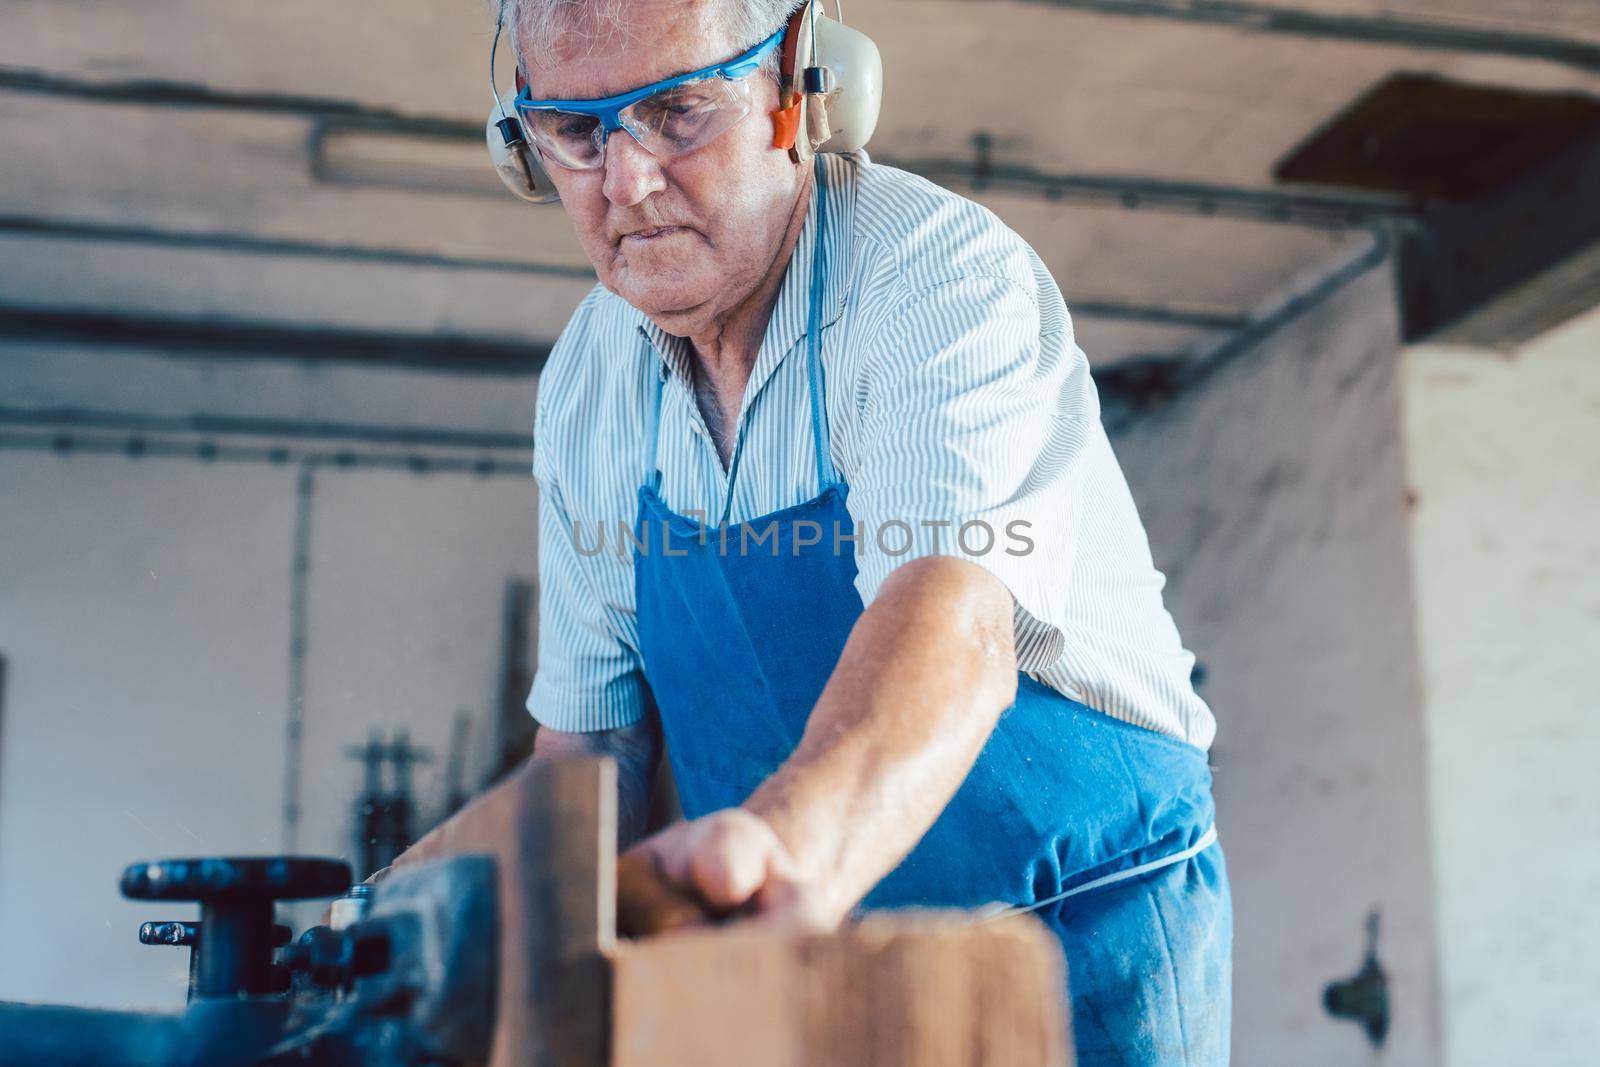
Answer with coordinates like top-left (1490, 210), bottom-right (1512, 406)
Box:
top-left (771, 4), bottom-right (811, 153)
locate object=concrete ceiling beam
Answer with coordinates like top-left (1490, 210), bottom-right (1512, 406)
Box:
top-left (1003, 0), bottom-right (1600, 71)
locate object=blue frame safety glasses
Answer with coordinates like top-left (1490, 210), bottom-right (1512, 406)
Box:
top-left (513, 26), bottom-right (786, 170)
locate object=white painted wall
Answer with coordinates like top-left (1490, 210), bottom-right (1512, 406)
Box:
top-left (293, 465), bottom-right (540, 864)
top-left (1403, 306), bottom-right (1600, 1067)
top-left (0, 453), bottom-right (296, 1008)
top-left (0, 352), bottom-right (539, 1010)
top-left (1114, 264), bottom-right (1441, 1066)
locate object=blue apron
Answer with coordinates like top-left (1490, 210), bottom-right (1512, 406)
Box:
top-left (632, 162), bottom-right (1232, 1065)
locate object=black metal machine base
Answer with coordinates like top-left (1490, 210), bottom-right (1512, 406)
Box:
top-left (0, 854), bottom-right (497, 1067)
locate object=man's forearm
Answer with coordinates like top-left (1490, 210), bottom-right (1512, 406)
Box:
top-left (743, 556), bottom-right (1018, 922)
top-left (533, 717), bottom-right (662, 846)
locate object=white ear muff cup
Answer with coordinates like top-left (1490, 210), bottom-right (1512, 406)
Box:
top-left (813, 15), bottom-right (882, 155)
top-left (487, 93), bottom-right (560, 204)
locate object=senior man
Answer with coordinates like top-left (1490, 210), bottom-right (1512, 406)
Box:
top-left (480, 0), bottom-right (1229, 1061)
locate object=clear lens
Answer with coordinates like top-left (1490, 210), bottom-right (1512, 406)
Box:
top-left (521, 109), bottom-right (605, 170)
top-left (622, 76), bottom-right (754, 160)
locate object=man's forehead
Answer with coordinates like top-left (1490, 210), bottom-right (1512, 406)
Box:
top-left (521, 0), bottom-right (743, 100)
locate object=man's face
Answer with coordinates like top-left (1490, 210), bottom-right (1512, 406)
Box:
top-left (522, 1), bottom-right (806, 337)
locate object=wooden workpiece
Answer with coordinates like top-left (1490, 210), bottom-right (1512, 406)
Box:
top-left (394, 757), bottom-right (1071, 1067)
top-left (391, 757), bottom-right (616, 1067)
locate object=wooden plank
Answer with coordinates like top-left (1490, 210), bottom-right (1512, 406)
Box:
top-left (0, 232), bottom-right (593, 344)
top-left (1258, 0), bottom-right (1600, 46)
top-left (10, 0), bottom-right (1600, 191)
top-left (612, 912), bottom-right (1072, 1067)
top-left (611, 925), bottom-right (800, 1067)
top-left (0, 95), bottom-right (593, 273)
top-left (0, 0), bottom-right (491, 118)
top-left (393, 756), bottom-right (615, 1067)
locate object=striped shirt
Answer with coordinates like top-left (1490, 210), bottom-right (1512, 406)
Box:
top-left (527, 151), bottom-right (1216, 748)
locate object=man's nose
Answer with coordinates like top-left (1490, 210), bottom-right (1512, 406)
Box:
top-left (602, 131), bottom-right (667, 208)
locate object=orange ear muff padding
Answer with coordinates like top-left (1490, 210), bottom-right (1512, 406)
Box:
top-left (771, 99), bottom-right (802, 149)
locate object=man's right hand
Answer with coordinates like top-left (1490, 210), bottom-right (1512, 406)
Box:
top-left (615, 807), bottom-right (839, 938)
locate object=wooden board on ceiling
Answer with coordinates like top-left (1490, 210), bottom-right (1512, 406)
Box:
top-left (0, 96), bottom-right (593, 273)
top-left (3, 88), bottom-right (1347, 365)
top-left (0, 0), bottom-right (494, 119)
top-left (8, 0), bottom-right (1600, 194)
top-left (1275, 73), bottom-right (1600, 199)
top-left (976, 194), bottom-right (1364, 311)
top-left (862, 0), bottom-right (1600, 189)
top-left (1264, 0), bottom-right (1600, 46)
top-left (1, 88), bottom-right (1357, 354)
top-left (0, 233), bottom-right (595, 343)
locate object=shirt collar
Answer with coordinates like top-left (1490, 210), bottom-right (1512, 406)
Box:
top-left (636, 152), bottom-right (858, 390)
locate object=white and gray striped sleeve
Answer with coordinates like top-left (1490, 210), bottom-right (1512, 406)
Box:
top-left (848, 274), bottom-right (1095, 671)
top-left (525, 420), bottom-right (649, 734)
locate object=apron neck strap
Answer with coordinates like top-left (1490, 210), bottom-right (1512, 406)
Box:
top-left (642, 156), bottom-right (839, 510)
top-left (806, 155), bottom-right (839, 493)
top-left (644, 352), bottom-right (664, 493)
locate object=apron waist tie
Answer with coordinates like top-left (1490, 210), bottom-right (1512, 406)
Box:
top-left (979, 824), bottom-right (1219, 922)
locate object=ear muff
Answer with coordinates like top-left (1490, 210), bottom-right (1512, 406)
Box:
top-left (488, 88), bottom-right (560, 204)
top-left (809, 13), bottom-right (882, 154)
top-left (774, 1), bottom-right (883, 163)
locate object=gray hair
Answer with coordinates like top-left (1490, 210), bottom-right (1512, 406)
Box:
top-left (499, 0), bottom-right (802, 78)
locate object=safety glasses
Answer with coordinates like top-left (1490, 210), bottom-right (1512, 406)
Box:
top-left (513, 26), bottom-right (786, 171)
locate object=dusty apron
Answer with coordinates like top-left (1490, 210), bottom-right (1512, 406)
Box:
top-left (632, 162), bottom-right (1232, 1065)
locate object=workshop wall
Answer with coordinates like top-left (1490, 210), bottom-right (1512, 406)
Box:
top-left (1404, 307), bottom-right (1600, 1067)
top-left (0, 266), bottom-right (1448, 1057)
top-left (0, 450), bottom-right (297, 1008)
top-left (1114, 263), bottom-right (1441, 1066)
top-left (0, 347), bottom-right (540, 1009)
